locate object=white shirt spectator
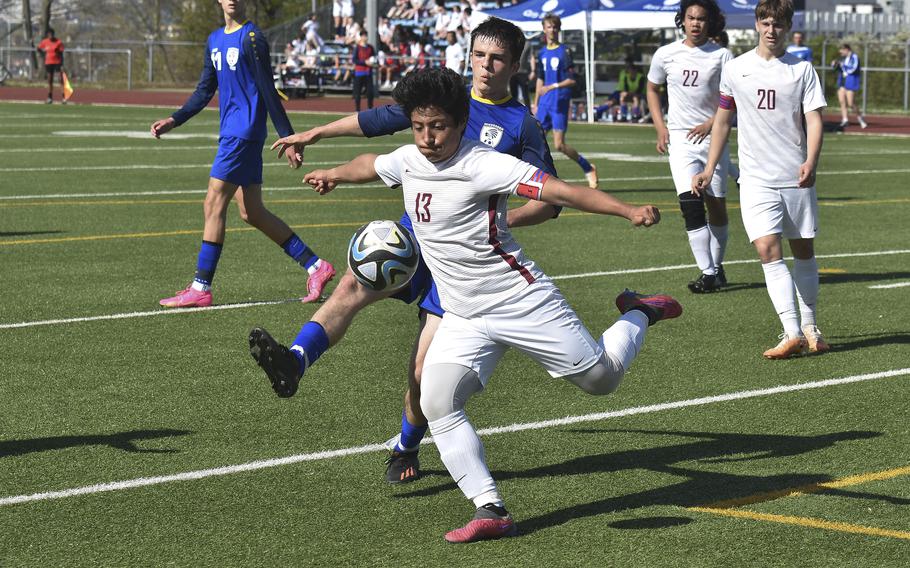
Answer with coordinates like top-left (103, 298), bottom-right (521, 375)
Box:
top-left (445, 42), bottom-right (465, 74)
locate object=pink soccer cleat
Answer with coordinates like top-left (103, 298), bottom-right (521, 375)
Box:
top-left (159, 285), bottom-right (212, 308)
top-left (615, 289), bottom-right (682, 326)
top-left (301, 260), bottom-right (336, 303)
top-left (444, 506), bottom-right (517, 544)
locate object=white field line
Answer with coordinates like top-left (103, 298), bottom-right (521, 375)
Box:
top-left (3, 249), bottom-right (909, 330)
top-left (1, 367), bottom-right (907, 508)
top-left (0, 141), bottom-right (405, 154)
top-left (868, 281), bottom-right (910, 289)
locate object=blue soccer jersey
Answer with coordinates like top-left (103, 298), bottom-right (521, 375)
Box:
top-left (172, 21), bottom-right (293, 142)
top-left (785, 44), bottom-right (813, 63)
top-left (537, 44), bottom-right (574, 106)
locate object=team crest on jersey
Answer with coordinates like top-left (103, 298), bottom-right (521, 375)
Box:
top-left (479, 123), bottom-right (504, 148)
top-left (226, 47), bottom-right (240, 70)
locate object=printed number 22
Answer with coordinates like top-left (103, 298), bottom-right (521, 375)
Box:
top-left (415, 193), bottom-right (432, 222)
top-left (682, 70), bottom-right (699, 87)
top-left (757, 88), bottom-right (776, 110)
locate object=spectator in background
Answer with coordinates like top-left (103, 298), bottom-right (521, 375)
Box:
top-left (832, 43), bottom-right (866, 128)
top-left (444, 31), bottom-right (465, 75)
top-left (344, 18), bottom-right (362, 45)
top-left (36, 27), bottom-right (65, 104)
top-left (712, 30), bottom-right (729, 48)
top-left (334, 0), bottom-right (356, 40)
top-left (351, 30), bottom-right (376, 111)
top-left (301, 13), bottom-right (324, 48)
top-left (617, 56), bottom-right (645, 121)
top-left (786, 31), bottom-right (812, 63)
top-left (388, 0), bottom-right (414, 19)
top-left (433, 0), bottom-right (450, 39)
top-left (378, 16), bottom-right (395, 46)
top-left (462, 7), bottom-right (474, 32)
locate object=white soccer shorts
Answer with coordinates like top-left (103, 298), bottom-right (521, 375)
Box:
top-left (739, 183), bottom-right (819, 242)
top-left (668, 130), bottom-right (729, 198)
top-left (424, 280), bottom-right (603, 384)
top-left (333, 0), bottom-right (354, 18)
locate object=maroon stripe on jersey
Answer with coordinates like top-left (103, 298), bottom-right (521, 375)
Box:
top-left (487, 195), bottom-right (535, 284)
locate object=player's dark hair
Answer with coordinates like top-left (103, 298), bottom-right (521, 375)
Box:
top-left (840, 43), bottom-right (852, 51)
top-left (470, 16), bottom-right (525, 64)
top-left (754, 0), bottom-right (794, 26)
top-left (46, 27), bottom-right (55, 36)
top-left (541, 13), bottom-right (562, 28)
top-left (675, 0), bottom-right (726, 38)
top-left (393, 68), bottom-right (470, 127)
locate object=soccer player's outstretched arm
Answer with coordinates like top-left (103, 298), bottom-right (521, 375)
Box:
top-left (244, 28), bottom-right (299, 168)
top-left (692, 106), bottom-right (733, 196)
top-left (303, 153), bottom-right (380, 194)
top-left (537, 176), bottom-right (660, 227)
top-left (271, 105), bottom-right (410, 162)
top-left (799, 109), bottom-right (824, 188)
top-left (152, 46), bottom-right (217, 138)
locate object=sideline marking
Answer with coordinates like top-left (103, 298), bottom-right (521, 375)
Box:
top-left (0, 368), bottom-right (907, 508)
top-left (688, 507), bottom-right (910, 541)
top-left (869, 281), bottom-right (910, 289)
top-left (3, 249), bottom-right (909, 329)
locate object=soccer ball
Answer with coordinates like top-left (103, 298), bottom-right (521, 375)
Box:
top-left (366, 56), bottom-right (377, 66)
top-left (348, 220), bottom-right (420, 291)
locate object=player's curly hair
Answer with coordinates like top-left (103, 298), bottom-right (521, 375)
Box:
top-left (754, 0), bottom-right (794, 26)
top-left (675, 0), bottom-right (726, 38)
top-left (392, 68), bottom-right (470, 127)
top-left (470, 16), bottom-right (526, 65)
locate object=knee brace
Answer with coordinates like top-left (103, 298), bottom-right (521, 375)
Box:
top-left (419, 363), bottom-right (482, 422)
top-left (679, 191), bottom-right (707, 231)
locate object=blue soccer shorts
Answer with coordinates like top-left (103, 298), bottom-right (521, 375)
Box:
top-left (210, 136), bottom-right (264, 187)
top-left (536, 98), bottom-right (571, 132)
top-left (390, 212), bottom-right (444, 317)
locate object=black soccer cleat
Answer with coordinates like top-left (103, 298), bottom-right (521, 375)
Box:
top-left (385, 450), bottom-right (421, 484)
top-left (249, 327), bottom-right (301, 398)
top-left (716, 264), bottom-right (727, 287)
top-left (687, 272), bottom-right (722, 294)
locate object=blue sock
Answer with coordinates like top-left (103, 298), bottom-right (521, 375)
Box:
top-left (577, 154), bottom-right (593, 173)
top-left (290, 321), bottom-right (329, 377)
top-left (395, 410), bottom-right (428, 452)
top-left (193, 240), bottom-right (222, 288)
top-left (281, 233), bottom-right (319, 270)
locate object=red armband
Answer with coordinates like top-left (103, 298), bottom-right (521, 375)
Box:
top-left (718, 94), bottom-right (735, 111)
top-left (516, 169), bottom-right (550, 200)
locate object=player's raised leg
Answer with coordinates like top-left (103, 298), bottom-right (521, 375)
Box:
top-left (233, 185), bottom-right (335, 303)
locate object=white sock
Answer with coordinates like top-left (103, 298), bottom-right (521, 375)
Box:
top-left (708, 224), bottom-right (729, 267)
top-left (600, 310), bottom-right (649, 372)
top-left (686, 226), bottom-right (715, 275)
top-left (306, 258), bottom-right (322, 275)
top-left (190, 281), bottom-right (210, 292)
top-left (427, 410), bottom-right (501, 508)
top-left (761, 259), bottom-right (800, 336)
top-left (792, 257), bottom-right (819, 328)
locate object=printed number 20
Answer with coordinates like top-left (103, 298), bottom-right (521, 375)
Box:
top-left (415, 193), bottom-right (432, 222)
top-left (757, 88), bottom-right (776, 110)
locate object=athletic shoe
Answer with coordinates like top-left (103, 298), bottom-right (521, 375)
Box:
top-left (615, 289), bottom-right (682, 326)
top-left (687, 272), bottom-right (722, 294)
top-left (248, 327), bottom-right (301, 398)
top-left (802, 325), bottom-right (831, 354)
top-left (385, 450), bottom-right (420, 484)
top-left (585, 164), bottom-right (598, 189)
top-left (444, 505), bottom-right (517, 544)
top-left (858, 116), bottom-right (868, 129)
top-left (45, 97), bottom-right (52, 104)
top-left (839, 119), bottom-right (849, 128)
top-left (302, 260), bottom-right (336, 303)
top-left (762, 333), bottom-right (807, 360)
top-left (716, 264), bottom-right (728, 287)
top-left (159, 285), bottom-right (212, 308)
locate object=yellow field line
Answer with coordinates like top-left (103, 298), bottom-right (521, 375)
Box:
top-left (688, 507), bottom-right (910, 540)
top-left (700, 465), bottom-right (910, 509)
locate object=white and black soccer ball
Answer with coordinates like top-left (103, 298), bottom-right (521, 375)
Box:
top-left (348, 220), bottom-right (420, 291)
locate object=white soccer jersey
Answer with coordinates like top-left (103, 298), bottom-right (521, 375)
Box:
top-left (720, 49), bottom-right (826, 188)
top-left (647, 40), bottom-right (733, 131)
top-left (374, 139), bottom-right (550, 318)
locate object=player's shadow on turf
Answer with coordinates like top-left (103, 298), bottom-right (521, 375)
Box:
top-left (0, 429), bottom-right (191, 457)
top-left (0, 230), bottom-right (64, 238)
top-left (395, 429), bottom-right (910, 535)
top-left (826, 331), bottom-right (910, 352)
top-left (819, 271), bottom-right (910, 285)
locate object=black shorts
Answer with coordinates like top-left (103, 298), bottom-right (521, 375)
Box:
top-left (45, 63), bottom-right (61, 74)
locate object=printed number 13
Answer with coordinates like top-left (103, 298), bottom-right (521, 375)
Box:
top-left (415, 193), bottom-right (432, 222)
